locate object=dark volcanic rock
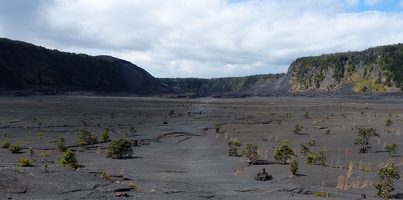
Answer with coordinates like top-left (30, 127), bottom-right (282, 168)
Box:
top-left (254, 168), bottom-right (273, 181)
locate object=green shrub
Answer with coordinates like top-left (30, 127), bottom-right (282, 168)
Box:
top-left (293, 124), bottom-right (303, 135)
top-left (169, 110), bottom-right (175, 117)
top-left (8, 144), bottom-right (22, 153)
top-left (215, 124), bottom-right (221, 133)
top-left (227, 139), bottom-right (242, 157)
top-left (58, 149), bottom-right (78, 168)
top-left (374, 163), bottom-right (400, 199)
top-left (102, 170), bottom-right (111, 180)
top-left (305, 151), bottom-right (328, 166)
top-left (78, 128), bottom-right (98, 149)
top-left (38, 152), bottom-right (50, 157)
top-left (129, 182), bottom-right (137, 190)
top-left (308, 139), bottom-right (316, 147)
top-left (354, 127), bottom-right (379, 154)
top-left (1, 138), bottom-right (11, 148)
top-left (16, 158), bottom-right (33, 167)
top-left (274, 144), bottom-right (295, 164)
top-left (385, 118), bottom-right (393, 126)
top-left (105, 138), bottom-right (133, 159)
top-left (101, 128), bottom-right (110, 141)
top-left (290, 159), bottom-right (299, 175)
top-left (385, 143), bottom-right (398, 156)
top-left (241, 143), bottom-right (259, 163)
top-left (54, 136), bottom-right (66, 152)
top-left (300, 143), bottom-right (310, 155)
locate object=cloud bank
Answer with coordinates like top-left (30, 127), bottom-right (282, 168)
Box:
top-left (1, 0), bottom-right (403, 78)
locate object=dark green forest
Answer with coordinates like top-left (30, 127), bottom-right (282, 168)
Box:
top-left (0, 38), bottom-right (123, 90)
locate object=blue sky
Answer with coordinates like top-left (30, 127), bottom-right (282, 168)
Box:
top-left (0, 0), bottom-right (403, 78)
top-left (349, 0), bottom-right (403, 12)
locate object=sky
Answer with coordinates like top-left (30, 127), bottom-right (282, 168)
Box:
top-left (0, 0), bottom-right (403, 78)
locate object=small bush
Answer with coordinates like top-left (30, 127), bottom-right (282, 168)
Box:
top-left (215, 124), bottom-right (221, 133)
top-left (308, 139), bottom-right (316, 147)
top-left (313, 192), bottom-right (332, 197)
top-left (227, 139), bottom-right (242, 157)
top-left (58, 149), bottom-right (78, 168)
top-left (305, 151), bottom-right (328, 166)
top-left (300, 143), bottom-right (310, 155)
top-left (16, 158), bottom-right (33, 167)
top-left (102, 170), bottom-right (111, 180)
top-left (293, 124), bottom-right (303, 135)
top-left (374, 163), bottom-right (400, 198)
top-left (1, 138), bottom-right (11, 148)
top-left (8, 144), bottom-right (22, 153)
top-left (54, 136), bottom-right (66, 152)
top-left (105, 138), bottom-right (133, 159)
top-left (129, 183), bottom-right (137, 190)
top-left (38, 152), bottom-right (50, 157)
top-left (354, 128), bottom-right (379, 154)
top-left (385, 143), bottom-right (398, 156)
top-left (101, 128), bottom-right (110, 141)
top-left (385, 118), bottom-right (393, 127)
top-left (304, 112), bottom-right (310, 119)
top-left (78, 129), bottom-right (98, 149)
top-left (29, 147), bottom-right (34, 156)
top-left (241, 143), bottom-right (259, 163)
top-left (290, 159), bottom-right (299, 175)
top-left (169, 110), bottom-right (175, 117)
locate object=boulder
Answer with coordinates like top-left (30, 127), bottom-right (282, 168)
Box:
top-left (254, 168), bottom-right (273, 181)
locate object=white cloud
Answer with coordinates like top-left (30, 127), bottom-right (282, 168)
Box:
top-left (1, 0), bottom-right (403, 78)
top-left (365, 0), bottom-right (382, 6)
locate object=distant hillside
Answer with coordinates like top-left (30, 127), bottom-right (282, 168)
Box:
top-left (0, 38), bottom-right (173, 94)
top-left (161, 43), bottom-right (403, 96)
top-left (158, 73), bottom-right (287, 96)
top-left (288, 43), bottom-right (403, 92)
top-left (3, 37), bottom-right (401, 97)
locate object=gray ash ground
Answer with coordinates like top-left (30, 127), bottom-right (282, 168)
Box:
top-left (0, 95), bottom-right (402, 199)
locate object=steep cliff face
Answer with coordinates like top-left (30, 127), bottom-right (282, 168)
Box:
top-left (288, 44), bottom-right (403, 92)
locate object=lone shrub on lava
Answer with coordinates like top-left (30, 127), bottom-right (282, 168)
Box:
top-left (385, 143), bottom-right (398, 156)
top-left (241, 143), bottom-right (259, 163)
top-left (274, 144), bottom-right (295, 164)
top-left (101, 127), bottom-right (110, 141)
top-left (374, 163), bottom-right (400, 199)
top-left (54, 136), bottom-right (66, 152)
top-left (293, 124), bottom-right (303, 135)
top-left (106, 138), bottom-right (133, 159)
top-left (227, 139), bottom-right (242, 157)
top-left (77, 128), bottom-right (98, 150)
top-left (290, 159), bottom-right (299, 176)
top-left (17, 158), bottom-right (33, 167)
top-left (58, 149), bottom-right (78, 168)
top-left (305, 151), bottom-right (328, 166)
top-left (8, 143), bottom-right (22, 153)
top-left (354, 128), bottom-right (380, 154)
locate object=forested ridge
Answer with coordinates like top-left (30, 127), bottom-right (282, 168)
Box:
top-left (0, 38), bottom-right (125, 90)
top-left (1, 37), bottom-right (402, 95)
top-left (289, 43), bottom-right (403, 92)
